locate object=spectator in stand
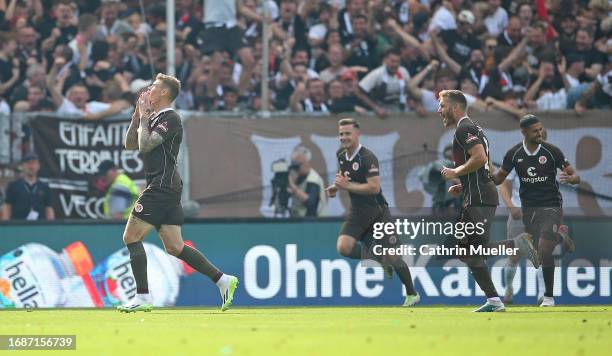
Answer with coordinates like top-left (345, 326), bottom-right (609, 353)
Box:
top-left (483, 0), bottom-right (509, 37)
top-left (13, 85), bottom-right (54, 112)
top-left (290, 77), bottom-right (328, 113)
top-left (198, 0), bottom-right (264, 103)
top-left (2, 153), bottom-right (54, 221)
top-left (0, 32), bottom-right (20, 98)
top-left (355, 47), bottom-right (410, 117)
top-left (438, 10), bottom-right (481, 66)
top-left (498, 16), bottom-right (522, 48)
top-left (95, 0), bottom-right (133, 40)
top-left (271, 0), bottom-right (308, 50)
top-left (562, 26), bottom-right (606, 79)
top-left (9, 62), bottom-right (46, 107)
top-left (524, 58), bottom-right (568, 110)
top-left (557, 14), bottom-right (579, 53)
top-left (327, 74), bottom-right (366, 114)
top-left (572, 62), bottom-right (612, 113)
top-left (69, 14), bottom-right (98, 71)
top-left (343, 14), bottom-right (376, 70)
top-left (338, 0), bottom-right (366, 44)
top-left (408, 61), bottom-right (460, 113)
top-left (47, 57), bottom-right (130, 119)
top-left (39, 0), bottom-right (78, 54)
top-left (517, 2), bottom-right (534, 31)
top-left (428, 0), bottom-right (464, 33)
top-left (319, 43), bottom-right (347, 83)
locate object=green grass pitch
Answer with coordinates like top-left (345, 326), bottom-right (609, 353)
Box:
top-left (1, 306), bottom-right (611, 355)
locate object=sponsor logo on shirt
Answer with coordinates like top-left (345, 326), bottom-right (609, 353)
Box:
top-left (369, 164), bottom-right (379, 173)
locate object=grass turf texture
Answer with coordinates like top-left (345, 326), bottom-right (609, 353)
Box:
top-left (1, 306), bottom-right (610, 355)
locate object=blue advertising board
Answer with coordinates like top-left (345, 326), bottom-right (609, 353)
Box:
top-left (0, 219), bottom-right (610, 308)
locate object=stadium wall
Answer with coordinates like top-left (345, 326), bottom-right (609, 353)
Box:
top-left (1, 219), bottom-right (610, 308)
top-left (183, 111), bottom-right (612, 217)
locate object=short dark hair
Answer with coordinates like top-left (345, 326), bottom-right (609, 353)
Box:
top-left (438, 90), bottom-right (467, 111)
top-left (384, 47), bottom-right (401, 58)
top-left (520, 114), bottom-right (540, 129)
top-left (338, 118), bottom-right (360, 129)
top-left (352, 14), bottom-right (367, 23)
top-left (78, 14), bottom-right (97, 32)
top-left (156, 73), bottom-right (181, 102)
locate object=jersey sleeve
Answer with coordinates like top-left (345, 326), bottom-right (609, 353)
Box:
top-left (501, 147), bottom-right (516, 173)
top-left (362, 151), bottom-right (380, 178)
top-left (550, 145), bottom-right (570, 170)
top-left (153, 113), bottom-right (180, 141)
top-left (456, 124), bottom-right (483, 152)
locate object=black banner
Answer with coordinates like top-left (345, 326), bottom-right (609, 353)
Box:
top-left (30, 116), bottom-right (144, 219)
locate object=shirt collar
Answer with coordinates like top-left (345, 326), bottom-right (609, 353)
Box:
top-left (457, 116), bottom-right (469, 126)
top-left (346, 144), bottom-right (362, 161)
top-left (522, 140), bottom-right (541, 156)
top-left (155, 107), bottom-right (174, 116)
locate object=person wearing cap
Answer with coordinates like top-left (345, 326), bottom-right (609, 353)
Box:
top-left (437, 10), bottom-right (481, 65)
top-left (98, 160), bottom-right (139, 220)
top-left (2, 153), bottom-right (54, 221)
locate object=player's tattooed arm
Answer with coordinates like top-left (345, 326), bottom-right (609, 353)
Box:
top-left (125, 114), bottom-right (140, 149)
top-left (137, 114), bottom-right (164, 153)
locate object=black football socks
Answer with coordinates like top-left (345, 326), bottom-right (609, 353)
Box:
top-left (177, 244), bottom-right (222, 282)
top-left (127, 241), bottom-right (149, 294)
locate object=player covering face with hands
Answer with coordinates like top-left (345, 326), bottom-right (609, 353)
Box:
top-left (118, 74), bottom-right (238, 313)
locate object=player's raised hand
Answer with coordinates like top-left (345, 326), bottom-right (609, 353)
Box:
top-left (448, 184), bottom-right (462, 197)
top-left (138, 89), bottom-right (153, 118)
top-left (325, 185), bottom-right (338, 198)
top-left (441, 166), bottom-right (458, 180)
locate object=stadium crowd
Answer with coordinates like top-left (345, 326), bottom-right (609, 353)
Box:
top-left (0, 0), bottom-right (609, 119)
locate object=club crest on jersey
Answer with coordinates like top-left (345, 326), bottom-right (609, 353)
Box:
top-left (352, 162), bottom-right (359, 171)
top-left (134, 203), bottom-right (143, 213)
top-left (158, 122), bottom-right (168, 132)
top-left (539, 155), bottom-right (547, 164)
top-left (465, 133), bottom-right (478, 143)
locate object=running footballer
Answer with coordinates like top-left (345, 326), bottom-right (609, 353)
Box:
top-left (118, 74), bottom-right (238, 313)
top-left (491, 114), bottom-right (580, 307)
top-left (326, 118), bottom-right (420, 307)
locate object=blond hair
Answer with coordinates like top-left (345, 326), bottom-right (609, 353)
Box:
top-left (338, 117), bottom-right (360, 129)
top-left (438, 90), bottom-right (467, 111)
top-left (156, 73), bottom-right (181, 102)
